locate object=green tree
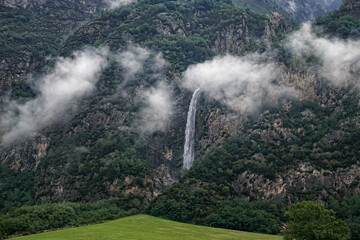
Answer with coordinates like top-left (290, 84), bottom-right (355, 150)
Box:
top-left (284, 201), bottom-right (350, 240)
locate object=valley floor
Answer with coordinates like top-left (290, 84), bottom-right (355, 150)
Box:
top-left (14, 214), bottom-right (282, 240)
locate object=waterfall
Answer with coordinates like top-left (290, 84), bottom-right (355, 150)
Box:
top-left (183, 88), bottom-right (201, 170)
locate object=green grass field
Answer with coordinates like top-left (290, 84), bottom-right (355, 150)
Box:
top-left (14, 214), bottom-right (283, 240)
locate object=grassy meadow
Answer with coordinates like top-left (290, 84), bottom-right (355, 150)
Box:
top-left (14, 214), bottom-right (283, 240)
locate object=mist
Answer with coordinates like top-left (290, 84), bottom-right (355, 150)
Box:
top-left (116, 45), bottom-right (172, 134)
top-left (104, 0), bottom-right (136, 9)
top-left (117, 45), bottom-right (151, 81)
top-left (1, 47), bottom-right (109, 145)
top-left (183, 54), bottom-right (292, 113)
top-left (287, 23), bottom-right (360, 86)
top-left (135, 81), bottom-right (173, 134)
top-left (116, 45), bottom-right (166, 88)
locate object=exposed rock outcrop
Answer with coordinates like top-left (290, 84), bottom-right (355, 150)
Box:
top-left (341, 0), bottom-right (360, 18)
top-left (0, 0), bottom-right (104, 12)
top-left (0, 133), bottom-right (50, 171)
top-left (233, 163), bottom-right (360, 201)
top-left (273, 0), bottom-right (342, 21)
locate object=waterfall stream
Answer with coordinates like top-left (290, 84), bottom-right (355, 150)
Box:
top-left (183, 88), bottom-right (201, 169)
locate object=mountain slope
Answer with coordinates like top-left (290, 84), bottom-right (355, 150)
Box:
top-left (274, 0), bottom-right (342, 21)
top-left (0, 0), bottom-right (106, 93)
top-left (233, 0), bottom-right (342, 21)
top-left (0, 0), bottom-right (359, 238)
top-left (0, 0), bottom-right (290, 211)
top-left (316, 0), bottom-right (360, 38)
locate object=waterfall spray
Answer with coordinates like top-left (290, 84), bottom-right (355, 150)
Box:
top-left (183, 88), bottom-right (201, 169)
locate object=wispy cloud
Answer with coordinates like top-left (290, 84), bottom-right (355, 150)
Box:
top-left (135, 81), bottom-right (173, 134)
top-left (182, 54), bottom-right (292, 113)
top-left (104, 0), bottom-right (137, 9)
top-left (287, 23), bottom-right (360, 86)
top-left (1, 47), bottom-right (109, 145)
top-left (115, 45), bottom-right (172, 134)
top-left (116, 45), bottom-right (166, 88)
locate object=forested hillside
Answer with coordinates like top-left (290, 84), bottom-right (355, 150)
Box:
top-left (0, 0), bottom-right (290, 213)
top-left (0, 0), bottom-right (359, 239)
top-left (233, 0), bottom-right (342, 21)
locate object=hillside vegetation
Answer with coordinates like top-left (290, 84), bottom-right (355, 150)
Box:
top-left (0, 0), bottom-right (359, 239)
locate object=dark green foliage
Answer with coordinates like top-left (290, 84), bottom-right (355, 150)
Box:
top-left (148, 34), bottom-right (214, 71)
top-left (206, 199), bottom-right (282, 234)
top-left (147, 184), bottom-right (284, 234)
top-left (233, 0), bottom-right (297, 26)
top-left (233, 0), bottom-right (283, 14)
top-left (0, 6), bottom-right (67, 63)
top-left (149, 93), bottom-right (360, 235)
top-left (63, 0), bottom-right (282, 71)
top-left (185, 136), bottom-right (277, 184)
top-left (284, 201), bottom-right (350, 240)
top-left (317, 15), bottom-right (360, 38)
top-left (316, 2), bottom-right (360, 39)
top-left (35, 127), bottom-right (150, 202)
top-left (10, 78), bottom-right (36, 100)
top-left (189, 94), bottom-right (360, 180)
top-left (0, 168), bottom-right (34, 214)
top-left (330, 195), bottom-right (360, 240)
top-left (0, 198), bottom-right (140, 238)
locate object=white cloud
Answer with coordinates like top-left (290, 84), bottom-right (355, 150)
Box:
top-left (135, 82), bottom-right (173, 134)
top-left (115, 45), bottom-right (172, 134)
top-left (117, 45), bottom-right (151, 80)
top-left (183, 54), bottom-right (291, 113)
top-left (116, 45), bottom-right (167, 89)
top-left (287, 23), bottom-right (360, 86)
top-left (1, 47), bottom-right (109, 145)
top-left (104, 0), bottom-right (137, 9)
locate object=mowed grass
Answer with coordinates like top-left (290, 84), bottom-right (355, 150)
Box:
top-left (14, 214), bottom-right (283, 240)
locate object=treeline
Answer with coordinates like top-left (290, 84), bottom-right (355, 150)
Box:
top-left (147, 184), bottom-right (285, 234)
top-left (1, 195), bottom-right (358, 238)
top-left (330, 195), bottom-right (360, 240)
top-left (0, 198), bottom-right (140, 238)
top-left (0, 167), bottom-right (34, 214)
top-left (148, 189), bottom-right (360, 239)
top-left (315, 1), bottom-right (360, 39)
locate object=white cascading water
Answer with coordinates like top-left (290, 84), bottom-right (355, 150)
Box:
top-left (183, 88), bottom-right (201, 169)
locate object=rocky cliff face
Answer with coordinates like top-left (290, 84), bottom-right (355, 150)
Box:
top-left (274, 0), bottom-right (342, 21)
top-left (211, 11), bottom-right (290, 54)
top-left (35, 163), bottom-right (177, 204)
top-left (0, 134), bottom-right (50, 171)
top-left (0, 0), bottom-right (105, 94)
top-left (0, 0), bottom-right (105, 11)
top-left (341, 0), bottom-right (360, 18)
top-left (233, 163), bottom-right (360, 202)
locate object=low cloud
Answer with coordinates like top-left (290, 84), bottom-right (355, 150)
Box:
top-left (104, 0), bottom-right (136, 9)
top-left (183, 54), bottom-right (292, 113)
top-left (287, 23), bottom-right (360, 86)
top-left (117, 45), bottom-right (151, 81)
top-left (117, 45), bottom-right (172, 134)
top-left (135, 82), bottom-right (173, 134)
top-left (0, 44), bottom-right (171, 143)
top-left (1, 47), bottom-right (109, 145)
top-left (116, 45), bottom-right (166, 88)
top-left (183, 23), bottom-right (360, 113)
